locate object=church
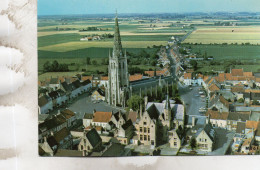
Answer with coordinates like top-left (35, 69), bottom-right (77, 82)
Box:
top-left (106, 14), bottom-right (129, 107)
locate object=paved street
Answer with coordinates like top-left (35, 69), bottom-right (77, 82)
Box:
top-left (178, 85), bottom-right (207, 116)
top-left (68, 92), bottom-right (124, 119)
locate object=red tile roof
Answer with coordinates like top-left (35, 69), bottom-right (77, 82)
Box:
top-left (231, 69), bottom-right (244, 76)
top-left (101, 76), bottom-right (108, 81)
top-left (93, 111), bottom-right (112, 123)
top-left (206, 109), bottom-right (229, 120)
top-left (184, 73), bottom-right (192, 79)
top-left (129, 74), bottom-right (143, 82)
top-left (246, 121), bottom-right (259, 130)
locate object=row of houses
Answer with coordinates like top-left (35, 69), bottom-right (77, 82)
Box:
top-left (38, 79), bottom-right (92, 114)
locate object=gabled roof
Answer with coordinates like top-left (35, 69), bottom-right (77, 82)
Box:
top-left (129, 74), bottom-right (143, 82)
top-left (227, 112), bottom-right (250, 121)
top-left (72, 80), bottom-right (82, 88)
top-left (127, 111), bottom-right (138, 123)
top-left (93, 111), bottom-right (112, 123)
top-left (209, 83), bottom-right (220, 92)
top-left (61, 82), bottom-right (71, 92)
top-left (61, 109), bottom-right (75, 119)
top-left (47, 136), bottom-right (58, 147)
top-left (54, 127), bottom-right (70, 143)
top-left (206, 109), bottom-right (229, 120)
top-left (81, 79), bottom-right (91, 86)
top-left (84, 113), bottom-right (93, 119)
top-left (38, 95), bottom-right (50, 107)
top-left (243, 72), bottom-right (253, 77)
top-left (81, 76), bottom-right (92, 81)
top-left (121, 119), bottom-right (133, 130)
top-left (231, 86), bottom-right (245, 93)
top-left (203, 123), bottom-right (216, 141)
top-left (86, 128), bottom-right (102, 148)
top-left (101, 76), bottom-right (108, 81)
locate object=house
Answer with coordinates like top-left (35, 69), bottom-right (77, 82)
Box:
top-left (83, 113), bottom-right (93, 128)
top-left (127, 110), bottom-right (138, 124)
top-left (61, 109), bottom-right (77, 128)
top-left (90, 142), bottom-right (131, 157)
top-left (39, 136), bottom-right (58, 156)
top-left (135, 96), bottom-right (185, 146)
top-left (100, 76), bottom-right (109, 87)
top-left (226, 112), bottom-right (250, 131)
top-left (48, 89), bottom-right (68, 108)
top-left (53, 127), bottom-right (73, 150)
top-left (91, 111), bottom-right (113, 130)
top-left (78, 128), bottom-right (102, 155)
top-left (169, 129), bottom-right (182, 149)
top-left (111, 111), bottom-right (126, 128)
top-left (186, 115), bottom-right (216, 152)
top-left (116, 119), bottom-right (134, 145)
top-left (209, 94), bottom-right (230, 112)
top-left (183, 73), bottom-right (192, 86)
top-left (241, 138), bottom-right (254, 154)
top-left (206, 109), bottom-right (229, 128)
top-left (91, 88), bottom-right (105, 101)
top-left (38, 94), bottom-right (53, 114)
top-left (80, 79), bottom-right (92, 92)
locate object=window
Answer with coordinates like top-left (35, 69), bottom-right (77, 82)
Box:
top-left (174, 142), bottom-right (177, 146)
top-left (144, 135), bottom-right (147, 140)
top-left (205, 139), bottom-right (207, 142)
top-left (87, 146), bottom-right (90, 150)
top-left (144, 127), bottom-right (147, 133)
top-left (148, 128), bottom-right (150, 133)
top-left (144, 122), bottom-right (147, 125)
top-left (140, 127), bottom-right (142, 132)
top-left (148, 135), bottom-right (150, 141)
top-left (140, 135), bottom-right (143, 140)
top-left (151, 140), bottom-right (154, 145)
top-left (199, 138), bottom-right (202, 142)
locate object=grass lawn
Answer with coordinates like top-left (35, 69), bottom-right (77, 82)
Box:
top-left (38, 72), bottom-right (83, 81)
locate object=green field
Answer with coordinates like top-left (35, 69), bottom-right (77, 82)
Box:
top-left (183, 27), bottom-right (260, 44)
top-left (183, 44), bottom-right (260, 60)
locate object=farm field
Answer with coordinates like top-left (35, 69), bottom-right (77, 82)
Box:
top-left (182, 44), bottom-right (260, 60)
top-left (183, 27), bottom-right (260, 44)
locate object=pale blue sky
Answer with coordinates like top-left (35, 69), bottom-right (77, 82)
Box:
top-left (38, 0), bottom-right (260, 16)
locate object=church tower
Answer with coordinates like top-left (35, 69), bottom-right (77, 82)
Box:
top-left (107, 13), bottom-right (129, 106)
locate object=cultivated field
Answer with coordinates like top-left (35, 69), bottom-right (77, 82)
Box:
top-left (183, 27), bottom-right (260, 44)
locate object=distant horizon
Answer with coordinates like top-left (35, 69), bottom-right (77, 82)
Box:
top-left (38, 11), bottom-right (260, 17)
top-left (38, 0), bottom-right (260, 16)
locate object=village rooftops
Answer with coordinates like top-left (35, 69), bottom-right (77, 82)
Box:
top-left (86, 128), bottom-right (102, 148)
top-left (231, 69), bottom-right (244, 77)
top-left (236, 122), bottom-right (246, 134)
top-left (206, 110), bottom-right (229, 120)
top-left (93, 111), bottom-right (112, 123)
top-left (227, 112), bottom-right (250, 121)
top-left (84, 113), bottom-right (93, 119)
top-left (38, 95), bottom-right (51, 107)
top-left (54, 127), bottom-right (70, 143)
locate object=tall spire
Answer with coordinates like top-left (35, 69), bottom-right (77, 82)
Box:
top-left (113, 11), bottom-right (123, 58)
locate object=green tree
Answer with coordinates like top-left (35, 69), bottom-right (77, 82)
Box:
top-left (51, 60), bottom-right (59, 72)
top-left (43, 61), bottom-right (51, 72)
top-left (127, 95), bottom-right (144, 111)
top-left (92, 60), bottom-right (97, 65)
top-left (190, 137), bottom-right (197, 150)
top-left (238, 98), bottom-right (244, 103)
top-left (189, 60), bottom-right (198, 70)
top-left (86, 57), bottom-right (91, 65)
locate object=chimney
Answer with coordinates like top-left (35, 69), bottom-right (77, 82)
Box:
top-left (192, 116), bottom-right (196, 127)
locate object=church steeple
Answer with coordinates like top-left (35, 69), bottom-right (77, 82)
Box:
top-left (113, 13), bottom-right (123, 58)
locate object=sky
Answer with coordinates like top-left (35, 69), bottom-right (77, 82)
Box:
top-left (38, 0), bottom-right (260, 16)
